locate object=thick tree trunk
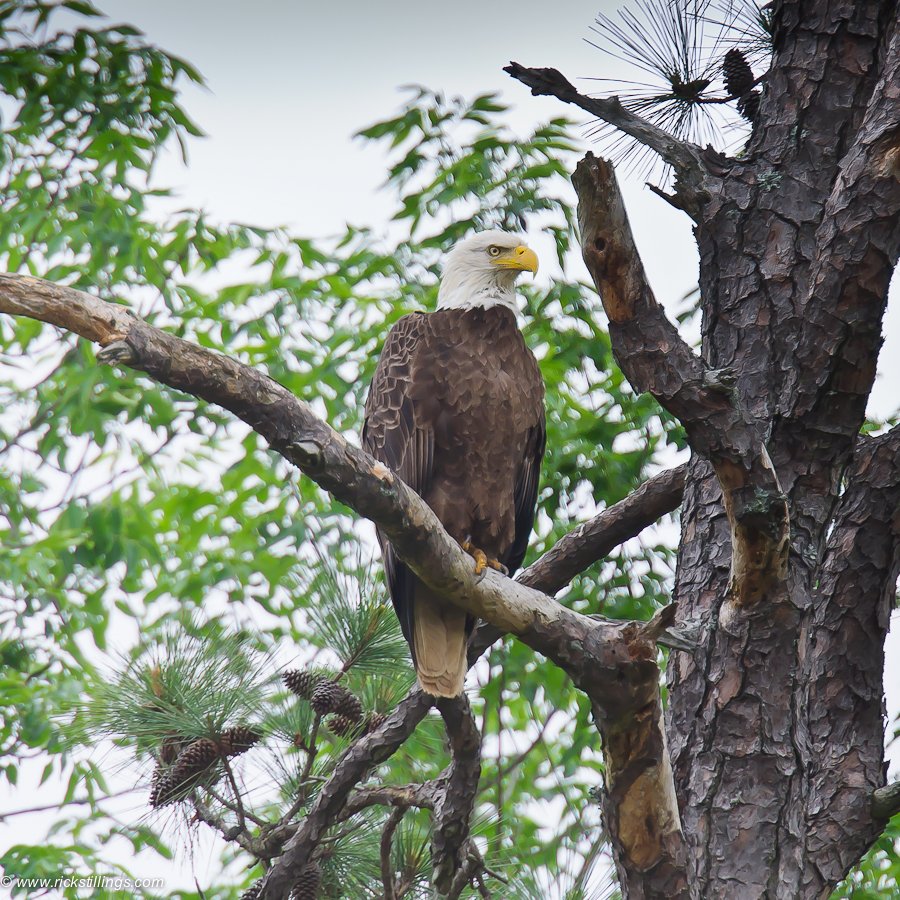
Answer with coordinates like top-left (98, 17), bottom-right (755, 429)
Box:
top-left (663, 3), bottom-right (900, 897)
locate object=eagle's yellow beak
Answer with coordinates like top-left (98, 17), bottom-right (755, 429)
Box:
top-left (495, 244), bottom-right (539, 275)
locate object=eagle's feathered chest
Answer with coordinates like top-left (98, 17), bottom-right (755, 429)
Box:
top-left (416, 307), bottom-right (539, 431)
top-left (363, 304), bottom-right (545, 558)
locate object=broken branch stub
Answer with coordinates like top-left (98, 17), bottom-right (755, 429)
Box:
top-left (572, 154), bottom-right (789, 607)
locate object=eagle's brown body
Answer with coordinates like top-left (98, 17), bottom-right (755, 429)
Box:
top-left (362, 306), bottom-right (545, 696)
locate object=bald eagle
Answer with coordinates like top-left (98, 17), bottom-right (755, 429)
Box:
top-left (362, 232), bottom-right (546, 697)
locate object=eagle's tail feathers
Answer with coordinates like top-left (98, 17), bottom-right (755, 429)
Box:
top-left (412, 590), bottom-right (467, 698)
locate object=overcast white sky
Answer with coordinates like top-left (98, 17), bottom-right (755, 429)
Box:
top-left (3, 0), bottom-right (898, 892)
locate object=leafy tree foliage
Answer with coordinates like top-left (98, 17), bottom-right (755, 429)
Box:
top-left (0, 2), bottom-right (895, 897)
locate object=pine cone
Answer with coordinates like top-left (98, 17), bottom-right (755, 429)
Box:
top-left (219, 725), bottom-right (260, 757)
top-left (150, 738), bottom-right (219, 806)
top-left (289, 863), bottom-right (321, 900)
top-left (365, 711), bottom-right (387, 734)
top-left (310, 680), bottom-right (361, 720)
top-left (723, 48), bottom-right (755, 98)
top-left (240, 880), bottom-right (263, 900)
top-left (149, 762), bottom-right (165, 807)
top-left (738, 90), bottom-right (761, 123)
top-left (333, 689), bottom-right (362, 722)
top-left (282, 669), bottom-right (323, 700)
top-left (159, 733), bottom-right (186, 765)
top-left (325, 714), bottom-right (359, 737)
top-left (150, 767), bottom-right (175, 808)
top-left (310, 680), bottom-right (342, 715)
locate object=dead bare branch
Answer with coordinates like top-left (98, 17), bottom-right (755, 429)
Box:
top-left (520, 464), bottom-right (686, 596)
top-left (381, 807), bottom-right (406, 900)
top-left (572, 154), bottom-right (789, 609)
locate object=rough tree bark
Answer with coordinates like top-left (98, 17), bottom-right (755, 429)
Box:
top-left (508, 0), bottom-right (900, 896)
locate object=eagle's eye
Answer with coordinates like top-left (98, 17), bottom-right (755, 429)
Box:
top-left (487, 245), bottom-right (502, 258)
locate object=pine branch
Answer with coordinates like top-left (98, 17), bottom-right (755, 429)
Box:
top-left (504, 62), bottom-right (718, 218)
top-left (259, 690), bottom-right (435, 899)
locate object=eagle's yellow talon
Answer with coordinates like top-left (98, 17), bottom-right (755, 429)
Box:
top-left (462, 540), bottom-right (505, 578)
top-left (487, 558), bottom-right (508, 575)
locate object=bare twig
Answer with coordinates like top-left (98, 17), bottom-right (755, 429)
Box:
top-left (497, 707), bottom-right (561, 779)
top-left (191, 793), bottom-right (263, 858)
top-left (219, 755), bottom-right (246, 833)
top-left (204, 785), bottom-right (268, 828)
top-left (279, 714), bottom-right (322, 828)
top-left (0, 788), bottom-right (139, 819)
top-left (381, 806), bottom-right (406, 900)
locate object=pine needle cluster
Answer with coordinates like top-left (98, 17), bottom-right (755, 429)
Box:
top-left (67, 540), bottom-right (436, 896)
top-left (73, 620), bottom-right (269, 760)
top-left (586, 0), bottom-right (774, 176)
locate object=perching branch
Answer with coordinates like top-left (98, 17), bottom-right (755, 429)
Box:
top-left (470, 463), bottom-right (687, 656)
top-left (0, 273), bottom-right (690, 898)
top-left (504, 62), bottom-right (718, 220)
top-left (0, 272), bottom-right (688, 678)
top-left (572, 154), bottom-right (790, 608)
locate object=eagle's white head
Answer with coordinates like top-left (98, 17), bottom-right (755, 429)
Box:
top-left (436, 230), bottom-right (538, 313)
